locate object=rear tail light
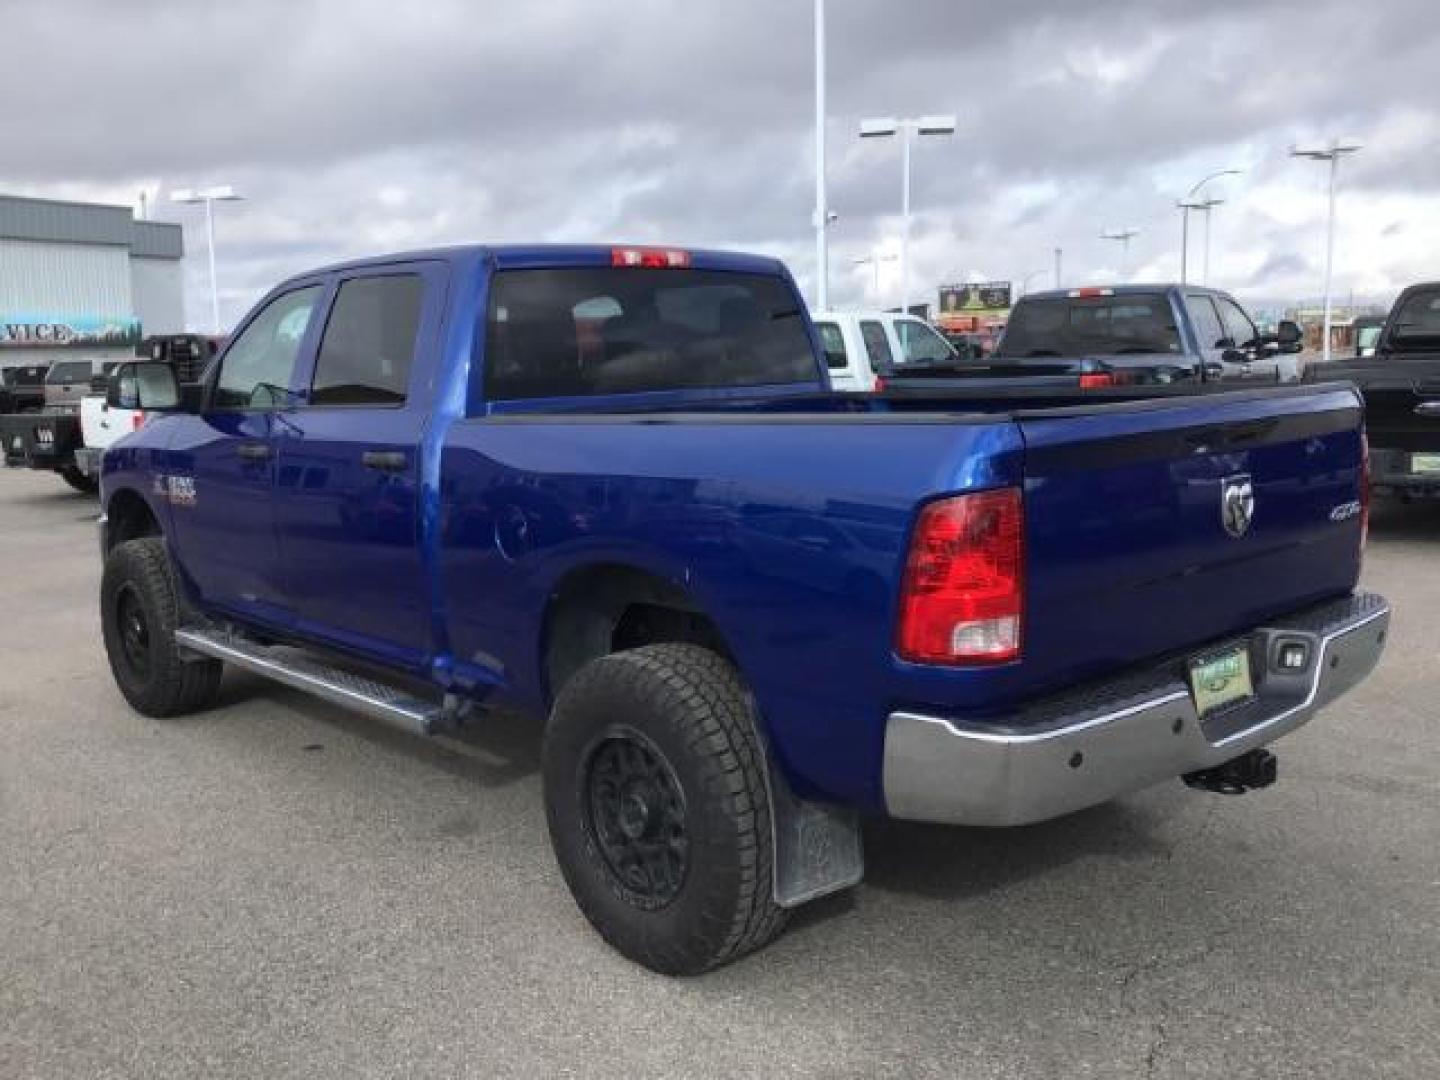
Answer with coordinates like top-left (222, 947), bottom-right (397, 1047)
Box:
top-left (873, 376), bottom-right (888, 392)
top-left (1360, 430), bottom-right (1370, 554)
top-left (896, 488), bottom-right (1024, 665)
top-left (131, 411), bottom-right (146, 431)
top-left (611, 247), bottom-right (691, 269)
top-left (1078, 372), bottom-right (1115, 389)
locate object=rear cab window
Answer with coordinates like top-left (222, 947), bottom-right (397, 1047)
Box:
top-left (46, 361), bottom-right (94, 384)
top-left (1215, 297), bottom-right (1258, 348)
top-left (995, 294), bottom-right (1182, 358)
top-left (484, 267), bottom-right (817, 401)
top-left (1389, 289), bottom-right (1440, 352)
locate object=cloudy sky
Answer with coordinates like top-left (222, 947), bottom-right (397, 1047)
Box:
top-left (3, 0), bottom-right (1436, 329)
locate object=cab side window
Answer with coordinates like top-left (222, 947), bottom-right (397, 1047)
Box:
top-left (815, 322), bottom-right (848, 370)
top-left (860, 320), bottom-right (894, 369)
top-left (1187, 295), bottom-right (1227, 349)
top-left (1216, 297), bottom-right (1257, 348)
top-left (212, 286), bottom-right (323, 410)
top-left (309, 275), bottom-right (424, 406)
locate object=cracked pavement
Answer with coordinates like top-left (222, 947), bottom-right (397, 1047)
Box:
top-left (1, 469), bottom-right (1437, 1078)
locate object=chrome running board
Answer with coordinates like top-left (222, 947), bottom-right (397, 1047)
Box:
top-left (174, 626), bottom-right (446, 737)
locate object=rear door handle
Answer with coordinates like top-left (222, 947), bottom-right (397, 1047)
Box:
top-left (361, 450), bottom-right (408, 473)
top-left (236, 442), bottom-right (272, 461)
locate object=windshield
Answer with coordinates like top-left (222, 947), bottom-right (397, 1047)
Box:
top-left (995, 294), bottom-right (1182, 358)
top-left (485, 267), bottom-right (818, 400)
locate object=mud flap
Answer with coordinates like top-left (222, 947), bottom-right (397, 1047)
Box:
top-left (761, 740), bottom-right (865, 908)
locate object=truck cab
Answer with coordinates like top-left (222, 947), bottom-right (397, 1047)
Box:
top-left (811, 309), bottom-right (962, 390)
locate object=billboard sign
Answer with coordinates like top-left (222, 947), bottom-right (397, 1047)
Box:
top-left (0, 314), bottom-right (142, 348)
top-left (937, 282), bottom-right (1012, 318)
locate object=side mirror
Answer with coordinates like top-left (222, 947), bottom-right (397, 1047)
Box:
top-left (1276, 320), bottom-right (1302, 348)
top-left (106, 361), bottom-right (182, 412)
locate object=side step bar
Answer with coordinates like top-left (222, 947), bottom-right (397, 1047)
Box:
top-left (174, 626), bottom-right (446, 737)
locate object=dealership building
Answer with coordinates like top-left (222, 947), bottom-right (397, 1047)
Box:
top-left (0, 193), bottom-right (185, 371)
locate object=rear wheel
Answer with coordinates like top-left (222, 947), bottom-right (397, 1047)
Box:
top-left (61, 465), bottom-right (97, 494)
top-left (542, 644), bottom-right (787, 975)
top-left (101, 538), bottom-right (222, 717)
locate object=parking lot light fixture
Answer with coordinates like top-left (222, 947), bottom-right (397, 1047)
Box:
top-left (1179, 169), bottom-right (1242, 284)
top-left (1100, 227), bottom-right (1140, 280)
top-left (170, 185), bottom-right (246, 334)
top-left (1290, 140), bottom-right (1362, 364)
top-left (859, 114), bottom-right (957, 316)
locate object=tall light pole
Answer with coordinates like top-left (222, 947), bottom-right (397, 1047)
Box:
top-left (170, 185), bottom-right (245, 333)
top-left (1291, 139), bottom-right (1362, 365)
top-left (1178, 168), bottom-right (1241, 284)
top-left (1054, 247), bottom-right (1063, 289)
top-left (1178, 196), bottom-right (1223, 285)
top-left (859, 114), bottom-right (957, 316)
top-left (1100, 227), bottom-right (1140, 280)
top-left (813, 0), bottom-right (829, 310)
top-left (854, 252), bottom-right (897, 298)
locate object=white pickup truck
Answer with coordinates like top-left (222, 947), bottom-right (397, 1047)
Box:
top-left (811, 310), bottom-right (961, 391)
top-left (74, 391), bottom-right (144, 482)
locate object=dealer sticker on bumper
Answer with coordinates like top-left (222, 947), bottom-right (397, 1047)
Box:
top-left (1188, 645), bottom-right (1255, 717)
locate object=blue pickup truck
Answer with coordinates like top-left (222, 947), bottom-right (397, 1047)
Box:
top-left (96, 244), bottom-right (1388, 974)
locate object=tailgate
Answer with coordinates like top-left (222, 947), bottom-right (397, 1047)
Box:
top-left (1016, 384), bottom-right (1364, 692)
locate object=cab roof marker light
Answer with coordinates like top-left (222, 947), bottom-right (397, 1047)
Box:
top-left (611, 247), bottom-right (692, 269)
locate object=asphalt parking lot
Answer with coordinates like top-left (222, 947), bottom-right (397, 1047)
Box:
top-left (1, 468), bottom-right (1436, 1079)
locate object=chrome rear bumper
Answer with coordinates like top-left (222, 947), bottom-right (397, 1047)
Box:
top-left (882, 592), bottom-right (1389, 827)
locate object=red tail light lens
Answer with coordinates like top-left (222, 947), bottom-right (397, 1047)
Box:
top-left (611, 247), bottom-right (691, 269)
top-left (131, 411), bottom-right (146, 431)
top-left (1078, 372), bottom-right (1115, 389)
top-left (873, 376), bottom-right (888, 392)
top-left (1360, 430), bottom-right (1370, 554)
top-left (896, 488), bottom-right (1024, 665)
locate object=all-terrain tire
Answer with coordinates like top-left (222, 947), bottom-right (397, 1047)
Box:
top-left (100, 537), bottom-right (223, 717)
top-left (61, 465), bottom-right (98, 494)
top-left (542, 644), bottom-right (788, 975)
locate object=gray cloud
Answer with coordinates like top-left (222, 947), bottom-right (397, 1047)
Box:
top-left (3, 0), bottom-right (1435, 325)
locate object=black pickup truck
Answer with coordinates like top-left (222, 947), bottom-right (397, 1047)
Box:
top-left (1305, 282), bottom-right (1440, 497)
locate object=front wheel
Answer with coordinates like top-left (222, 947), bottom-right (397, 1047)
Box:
top-left (542, 644), bottom-right (787, 975)
top-left (100, 538), bottom-right (222, 717)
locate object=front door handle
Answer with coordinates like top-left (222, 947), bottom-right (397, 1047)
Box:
top-left (1415, 401), bottom-right (1440, 419)
top-left (236, 442), bottom-right (272, 461)
top-left (361, 450), bottom-right (408, 473)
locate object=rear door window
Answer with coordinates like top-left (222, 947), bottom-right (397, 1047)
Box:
top-left (1390, 291), bottom-right (1440, 349)
top-left (814, 322), bottom-right (847, 370)
top-left (859, 321), bottom-right (894, 369)
top-left (485, 267), bottom-right (816, 400)
top-left (309, 274), bottom-right (424, 406)
top-left (1187, 295), bottom-right (1227, 349)
top-left (995, 294), bottom-right (1181, 358)
top-left (213, 286), bottom-right (322, 410)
